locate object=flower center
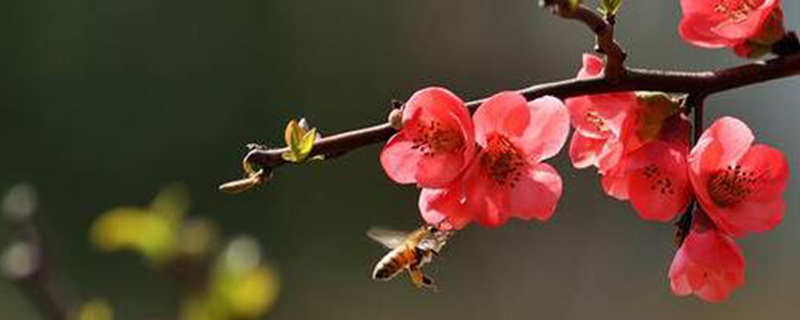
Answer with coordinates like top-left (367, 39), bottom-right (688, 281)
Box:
top-left (714, 0), bottom-right (760, 23)
top-left (411, 121), bottom-right (465, 156)
top-left (585, 111), bottom-right (610, 133)
top-left (481, 134), bottom-right (525, 186)
top-left (642, 164), bottom-right (676, 196)
top-left (707, 165), bottom-right (758, 207)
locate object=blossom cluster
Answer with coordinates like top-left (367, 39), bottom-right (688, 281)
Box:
top-left (566, 54), bottom-right (788, 302)
top-left (377, 0), bottom-right (792, 304)
top-left (680, 0), bottom-right (787, 57)
top-left (380, 87), bottom-right (570, 229)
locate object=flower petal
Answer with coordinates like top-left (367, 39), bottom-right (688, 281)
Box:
top-left (380, 132), bottom-right (469, 188)
top-left (567, 55), bottom-right (636, 139)
top-left (680, 0), bottom-right (722, 16)
top-left (714, 0), bottom-right (780, 40)
top-left (419, 186), bottom-right (472, 230)
top-left (738, 144), bottom-right (790, 203)
top-left (381, 87), bottom-right (475, 188)
top-left (403, 87), bottom-right (468, 129)
top-left (569, 132), bottom-right (607, 169)
top-left (689, 118), bottom-right (786, 237)
top-left (577, 54), bottom-right (604, 79)
top-left (710, 197), bottom-right (786, 237)
top-left (514, 96), bottom-right (570, 161)
top-left (566, 96), bottom-right (603, 138)
top-left (690, 116), bottom-right (755, 185)
top-left (473, 91), bottom-right (529, 147)
top-left (415, 150), bottom-right (468, 188)
top-left (403, 87), bottom-right (475, 161)
top-left (669, 228), bottom-right (745, 302)
top-left (461, 160), bottom-right (506, 228)
top-left (669, 248), bottom-right (692, 296)
top-left (680, 14), bottom-right (738, 48)
top-left (380, 133), bottom-right (425, 185)
top-left (601, 163), bottom-right (630, 200)
top-left (627, 142), bottom-right (692, 221)
top-left (506, 163), bottom-right (563, 221)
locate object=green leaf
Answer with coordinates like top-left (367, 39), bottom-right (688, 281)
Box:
top-left (599, 0), bottom-right (622, 16)
top-left (284, 120), bottom-right (303, 156)
top-left (297, 128), bottom-right (317, 160)
top-left (281, 119), bottom-right (318, 163)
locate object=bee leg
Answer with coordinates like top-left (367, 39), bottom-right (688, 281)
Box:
top-left (422, 274), bottom-right (438, 293)
top-left (408, 267), bottom-right (437, 291)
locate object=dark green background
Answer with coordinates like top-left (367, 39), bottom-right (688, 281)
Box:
top-left (2, 0), bottom-right (799, 319)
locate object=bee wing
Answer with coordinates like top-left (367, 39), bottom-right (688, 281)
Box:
top-left (366, 227), bottom-right (409, 249)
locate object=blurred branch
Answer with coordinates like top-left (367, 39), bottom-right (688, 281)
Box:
top-left (2, 185), bottom-right (69, 320)
top-left (233, 52), bottom-right (800, 184)
top-left (540, 0), bottom-right (627, 80)
top-left (674, 94), bottom-right (706, 246)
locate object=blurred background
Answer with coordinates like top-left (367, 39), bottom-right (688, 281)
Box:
top-left (2, 0), bottom-right (799, 319)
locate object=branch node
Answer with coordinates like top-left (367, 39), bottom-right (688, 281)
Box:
top-left (772, 31), bottom-right (800, 56)
top-left (541, 0), bottom-right (627, 81)
top-left (388, 104), bottom-right (405, 130)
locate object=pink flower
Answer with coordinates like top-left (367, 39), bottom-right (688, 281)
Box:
top-left (419, 185), bottom-right (472, 230)
top-left (380, 87), bottom-right (476, 188)
top-left (669, 224), bottom-right (746, 302)
top-left (566, 55), bottom-right (693, 221)
top-left (567, 54), bottom-right (637, 173)
top-left (602, 108), bottom-right (694, 221)
top-left (420, 92), bottom-right (570, 229)
top-left (679, 0), bottom-right (785, 57)
top-left (688, 117), bottom-right (789, 237)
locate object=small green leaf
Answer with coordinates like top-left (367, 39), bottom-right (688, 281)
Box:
top-left (297, 128), bottom-right (317, 160)
top-left (599, 0), bottom-right (622, 16)
top-left (281, 119), bottom-right (319, 163)
top-left (283, 120), bottom-right (304, 156)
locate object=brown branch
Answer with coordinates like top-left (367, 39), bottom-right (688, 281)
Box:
top-left (674, 94), bottom-right (706, 247)
top-left (541, 0), bottom-right (627, 79)
top-left (234, 52), bottom-right (800, 180)
top-left (246, 123), bottom-right (396, 170)
top-left (2, 185), bottom-right (70, 320)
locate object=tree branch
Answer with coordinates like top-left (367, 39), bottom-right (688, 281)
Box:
top-left (3, 185), bottom-right (69, 320)
top-left (674, 94), bottom-right (706, 246)
top-left (540, 0), bottom-right (627, 79)
top-left (232, 52), bottom-right (800, 182)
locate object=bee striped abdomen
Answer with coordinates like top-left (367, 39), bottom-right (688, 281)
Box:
top-left (372, 246), bottom-right (418, 281)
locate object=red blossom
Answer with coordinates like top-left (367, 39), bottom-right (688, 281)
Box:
top-left (669, 223), bottom-right (746, 302)
top-left (567, 55), bottom-right (693, 221)
top-left (567, 54), bottom-right (635, 173)
top-left (688, 116), bottom-right (789, 237)
top-left (380, 87), bottom-right (476, 188)
top-left (420, 92), bottom-right (570, 229)
top-left (679, 0), bottom-right (785, 57)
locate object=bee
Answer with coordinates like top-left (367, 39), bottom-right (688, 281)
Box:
top-left (367, 225), bottom-right (453, 290)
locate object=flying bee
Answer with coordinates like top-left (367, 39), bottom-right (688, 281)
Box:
top-left (367, 224), bottom-right (453, 291)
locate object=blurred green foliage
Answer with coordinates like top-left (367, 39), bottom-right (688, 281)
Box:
top-left (89, 185), bottom-right (279, 320)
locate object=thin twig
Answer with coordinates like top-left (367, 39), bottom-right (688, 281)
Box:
top-left (540, 0), bottom-right (627, 79)
top-left (240, 53), bottom-right (800, 177)
top-left (674, 94), bottom-right (707, 246)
